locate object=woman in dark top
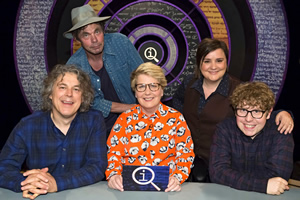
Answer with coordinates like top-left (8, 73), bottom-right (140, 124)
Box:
top-left (173, 38), bottom-right (294, 182)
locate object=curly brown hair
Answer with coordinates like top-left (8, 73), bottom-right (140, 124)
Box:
top-left (230, 81), bottom-right (275, 111)
top-left (41, 64), bottom-right (94, 112)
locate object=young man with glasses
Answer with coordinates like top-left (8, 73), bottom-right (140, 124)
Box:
top-left (209, 81), bottom-right (294, 195)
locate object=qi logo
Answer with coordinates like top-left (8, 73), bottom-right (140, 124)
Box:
top-left (144, 47), bottom-right (159, 62)
top-left (132, 166), bottom-right (161, 191)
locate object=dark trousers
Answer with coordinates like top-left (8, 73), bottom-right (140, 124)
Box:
top-left (188, 156), bottom-right (210, 182)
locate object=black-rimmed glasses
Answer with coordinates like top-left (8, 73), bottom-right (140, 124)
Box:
top-left (235, 108), bottom-right (266, 119)
top-left (135, 83), bottom-right (161, 92)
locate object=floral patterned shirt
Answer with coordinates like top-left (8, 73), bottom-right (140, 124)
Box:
top-left (106, 103), bottom-right (195, 184)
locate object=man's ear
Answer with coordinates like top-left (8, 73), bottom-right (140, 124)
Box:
top-left (72, 33), bottom-right (78, 41)
top-left (266, 108), bottom-right (273, 119)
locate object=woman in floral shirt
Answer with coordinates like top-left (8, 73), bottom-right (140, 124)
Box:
top-left (106, 62), bottom-right (195, 192)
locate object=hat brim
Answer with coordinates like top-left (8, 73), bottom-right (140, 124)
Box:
top-left (63, 16), bottom-right (111, 39)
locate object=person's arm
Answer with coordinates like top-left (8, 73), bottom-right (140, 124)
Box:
top-left (172, 75), bottom-right (195, 112)
top-left (123, 34), bottom-right (144, 72)
top-left (105, 114), bottom-right (126, 181)
top-left (272, 110), bottom-right (294, 134)
top-left (105, 34), bottom-right (141, 115)
top-left (0, 122), bottom-right (28, 192)
top-left (21, 168), bottom-right (55, 199)
top-left (110, 102), bottom-right (136, 113)
top-left (261, 128), bottom-right (294, 180)
top-left (170, 114), bottom-right (195, 184)
top-left (172, 81), bottom-right (187, 113)
top-left (92, 34), bottom-right (142, 117)
top-left (209, 120), bottom-right (294, 193)
top-left (262, 128), bottom-right (293, 195)
top-left (51, 114), bottom-right (108, 191)
top-left (92, 90), bottom-right (135, 116)
top-left (66, 50), bottom-right (115, 118)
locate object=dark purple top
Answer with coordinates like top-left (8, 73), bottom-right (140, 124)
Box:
top-left (209, 115), bottom-right (294, 193)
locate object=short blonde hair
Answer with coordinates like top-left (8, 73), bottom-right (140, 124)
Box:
top-left (130, 62), bottom-right (167, 91)
top-left (230, 81), bottom-right (275, 111)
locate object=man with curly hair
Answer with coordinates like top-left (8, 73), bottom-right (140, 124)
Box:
top-left (0, 64), bottom-right (107, 199)
top-left (209, 81), bottom-right (294, 195)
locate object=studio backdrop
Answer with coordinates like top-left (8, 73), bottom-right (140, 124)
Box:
top-left (14, 0), bottom-right (289, 111)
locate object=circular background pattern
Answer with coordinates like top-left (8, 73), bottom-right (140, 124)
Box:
top-left (89, 0), bottom-right (212, 102)
top-left (14, 0), bottom-right (289, 111)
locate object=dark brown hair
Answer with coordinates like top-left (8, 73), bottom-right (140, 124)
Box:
top-left (194, 38), bottom-right (229, 79)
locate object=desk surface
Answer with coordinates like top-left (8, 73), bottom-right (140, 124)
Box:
top-left (0, 182), bottom-right (299, 200)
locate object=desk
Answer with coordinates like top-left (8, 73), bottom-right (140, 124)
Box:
top-left (0, 182), bottom-right (299, 200)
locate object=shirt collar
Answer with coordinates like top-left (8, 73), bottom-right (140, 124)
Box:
top-left (191, 72), bottom-right (230, 97)
top-left (239, 125), bottom-right (265, 142)
top-left (136, 103), bottom-right (165, 122)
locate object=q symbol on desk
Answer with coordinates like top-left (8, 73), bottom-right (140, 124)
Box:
top-left (132, 166), bottom-right (161, 191)
top-left (144, 47), bottom-right (159, 63)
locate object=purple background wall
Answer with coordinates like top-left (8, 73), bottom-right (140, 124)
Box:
top-left (1, 0), bottom-right (299, 168)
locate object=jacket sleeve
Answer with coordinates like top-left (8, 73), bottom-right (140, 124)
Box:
top-left (172, 75), bottom-right (193, 113)
top-left (124, 35), bottom-right (144, 71)
top-left (91, 97), bottom-right (112, 118)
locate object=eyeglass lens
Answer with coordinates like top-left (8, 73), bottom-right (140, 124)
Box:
top-left (136, 83), bottom-right (160, 92)
top-left (236, 109), bottom-right (264, 119)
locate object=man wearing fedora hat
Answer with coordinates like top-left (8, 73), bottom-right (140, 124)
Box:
top-left (64, 4), bottom-right (143, 137)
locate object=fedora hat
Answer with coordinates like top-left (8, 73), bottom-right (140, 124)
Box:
top-left (63, 4), bottom-right (111, 39)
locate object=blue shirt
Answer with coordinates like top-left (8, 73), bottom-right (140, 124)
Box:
top-left (67, 33), bottom-right (143, 117)
top-left (0, 110), bottom-right (107, 192)
top-left (209, 115), bottom-right (294, 193)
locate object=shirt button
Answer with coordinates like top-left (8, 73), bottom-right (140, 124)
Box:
top-left (62, 148), bottom-right (66, 151)
top-left (62, 165), bottom-right (65, 168)
top-left (97, 79), bottom-right (100, 82)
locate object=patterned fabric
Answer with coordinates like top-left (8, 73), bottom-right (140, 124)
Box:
top-left (0, 110), bottom-right (107, 192)
top-left (209, 116), bottom-right (294, 193)
top-left (106, 103), bottom-right (195, 184)
top-left (67, 33), bottom-right (143, 117)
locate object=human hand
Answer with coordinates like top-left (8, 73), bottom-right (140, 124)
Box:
top-left (275, 111), bottom-right (293, 134)
top-left (108, 175), bottom-right (124, 191)
top-left (165, 176), bottom-right (181, 192)
top-left (267, 177), bottom-right (289, 195)
top-left (22, 190), bottom-right (40, 200)
top-left (21, 167), bottom-right (57, 194)
top-left (21, 168), bottom-right (49, 199)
